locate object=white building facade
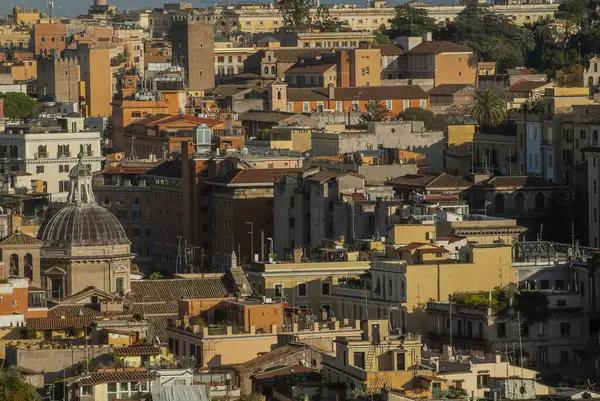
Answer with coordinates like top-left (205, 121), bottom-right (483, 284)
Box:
top-left (0, 119), bottom-right (103, 200)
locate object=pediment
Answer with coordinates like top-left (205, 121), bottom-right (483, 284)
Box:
top-left (43, 266), bottom-right (67, 275)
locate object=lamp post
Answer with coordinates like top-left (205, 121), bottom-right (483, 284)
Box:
top-left (245, 221), bottom-right (254, 263)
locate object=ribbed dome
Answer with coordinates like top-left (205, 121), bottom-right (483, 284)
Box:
top-left (37, 203), bottom-right (130, 247)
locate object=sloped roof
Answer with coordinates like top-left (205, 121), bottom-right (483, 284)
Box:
top-left (473, 175), bottom-right (557, 189)
top-left (113, 346), bottom-right (162, 356)
top-left (428, 84), bottom-right (475, 96)
top-left (206, 168), bottom-right (305, 185)
top-left (129, 277), bottom-right (231, 302)
top-left (0, 231), bottom-right (43, 246)
top-left (146, 160), bottom-right (182, 179)
top-left (210, 85), bottom-right (267, 97)
top-left (233, 344), bottom-right (313, 373)
top-left (285, 64), bottom-right (336, 74)
top-left (266, 48), bottom-right (330, 63)
top-left (287, 85), bottom-right (429, 102)
top-left (373, 44), bottom-right (405, 56)
top-left (508, 80), bottom-right (550, 93)
top-left (239, 110), bottom-right (304, 123)
top-left (407, 41), bottom-right (473, 55)
top-left (386, 173), bottom-right (472, 189)
top-left (72, 369), bottom-right (157, 385)
top-left (305, 170), bottom-right (363, 183)
top-left (26, 316), bottom-right (97, 330)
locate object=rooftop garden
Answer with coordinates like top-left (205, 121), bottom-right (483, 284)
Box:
top-left (451, 286), bottom-right (549, 322)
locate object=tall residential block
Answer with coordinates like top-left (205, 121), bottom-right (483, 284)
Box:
top-left (170, 16), bottom-right (215, 92)
top-left (77, 45), bottom-right (112, 117)
top-left (37, 55), bottom-right (80, 103)
top-left (32, 23), bottom-right (66, 56)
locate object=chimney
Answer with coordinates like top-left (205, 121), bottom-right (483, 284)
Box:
top-left (60, 312), bottom-right (65, 320)
top-left (328, 83), bottom-right (335, 100)
top-left (422, 32), bottom-right (432, 42)
top-left (293, 247), bottom-right (303, 263)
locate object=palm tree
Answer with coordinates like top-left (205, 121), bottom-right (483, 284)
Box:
top-left (481, 37), bottom-right (512, 72)
top-left (513, 27), bottom-right (536, 61)
top-left (535, 16), bottom-right (556, 43)
top-left (471, 89), bottom-right (507, 127)
top-left (555, 18), bottom-right (577, 49)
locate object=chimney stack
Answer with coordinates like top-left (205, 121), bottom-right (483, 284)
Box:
top-left (328, 83), bottom-right (335, 100)
top-left (293, 247), bottom-right (303, 263)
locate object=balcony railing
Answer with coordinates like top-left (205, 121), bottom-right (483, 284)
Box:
top-left (57, 152), bottom-right (71, 158)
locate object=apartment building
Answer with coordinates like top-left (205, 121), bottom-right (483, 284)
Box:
top-left (322, 320), bottom-right (427, 393)
top-left (375, 44), bottom-right (405, 80)
top-left (145, 160), bottom-right (183, 274)
top-left (206, 167), bottom-right (305, 268)
top-left (205, 3), bottom-right (559, 33)
top-left (32, 23), bottom-right (66, 56)
top-left (94, 161), bottom-right (160, 268)
top-left (284, 64), bottom-right (337, 88)
top-left (400, 35), bottom-right (477, 88)
top-left (0, 119), bottom-right (102, 200)
top-left (246, 254), bottom-right (369, 314)
top-left (214, 46), bottom-right (255, 81)
top-left (329, 242), bottom-right (514, 333)
top-left (271, 82), bottom-right (429, 114)
top-left (426, 269), bottom-right (589, 367)
top-left (77, 44), bottom-right (112, 117)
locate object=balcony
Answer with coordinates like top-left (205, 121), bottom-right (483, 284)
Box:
top-left (57, 151), bottom-right (71, 158)
top-left (34, 152), bottom-right (48, 159)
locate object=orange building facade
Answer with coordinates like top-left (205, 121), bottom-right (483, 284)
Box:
top-left (33, 23), bottom-right (66, 56)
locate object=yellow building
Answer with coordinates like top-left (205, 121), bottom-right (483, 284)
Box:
top-left (12, 7), bottom-right (41, 26)
top-left (436, 215), bottom-right (526, 245)
top-left (322, 319), bottom-right (436, 393)
top-left (445, 124), bottom-right (476, 176)
top-left (388, 224), bottom-right (435, 245)
top-left (267, 126), bottom-right (312, 152)
top-left (167, 317), bottom-right (362, 368)
top-left (245, 257), bottom-right (369, 314)
top-left (11, 60), bottom-right (37, 82)
top-left (113, 345), bottom-right (174, 368)
top-left (0, 25), bottom-right (30, 51)
top-left (206, 3), bottom-right (558, 33)
top-left (331, 243), bottom-right (515, 333)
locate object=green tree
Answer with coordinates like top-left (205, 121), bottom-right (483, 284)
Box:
top-left (555, 0), bottom-right (589, 29)
top-left (471, 89), bottom-right (506, 127)
top-left (0, 92), bottom-right (37, 121)
top-left (360, 101), bottom-right (389, 122)
top-left (513, 27), bottom-right (536, 61)
top-left (0, 366), bottom-right (40, 401)
top-left (148, 272), bottom-right (164, 280)
top-left (277, 0), bottom-right (310, 26)
top-left (555, 64), bottom-right (584, 87)
top-left (373, 25), bottom-right (391, 44)
top-left (554, 18), bottom-right (578, 49)
top-left (387, 5), bottom-right (437, 37)
top-left (313, 4), bottom-right (342, 31)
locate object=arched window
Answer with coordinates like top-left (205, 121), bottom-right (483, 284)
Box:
top-left (375, 277), bottom-right (381, 295)
top-left (400, 281), bottom-right (405, 297)
top-left (24, 254), bottom-right (33, 281)
top-left (277, 89), bottom-right (282, 100)
top-left (271, 66), bottom-right (276, 74)
top-left (515, 192), bottom-right (525, 214)
top-left (388, 279), bottom-right (393, 296)
top-left (263, 66), bottom-right (268, 74)
top-left (595, 63), bottom-right (598, 73)
top-left (535, 192), bottom-right (545, 213)
top-left (494, 194), bottom-right (504, 214)
top-left (267, 55), bottom-right (272, 62)
top-left (9, 254), bottom-right (19, 276)
top-left (81, 184), bottom-right (88, 202)
top-left (589, 76), bottom-right (594, 87)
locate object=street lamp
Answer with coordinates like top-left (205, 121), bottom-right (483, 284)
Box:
top-left (245, 221), bottom-right (254, 263)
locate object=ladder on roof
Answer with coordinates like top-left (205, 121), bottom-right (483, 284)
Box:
top-left (365, 345), bottom-right (377, 372)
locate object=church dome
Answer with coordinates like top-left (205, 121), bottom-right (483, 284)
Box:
top-left (37, 154), bottom-right (130, 248)
top-left (37, 203), bottom-right (129, 247)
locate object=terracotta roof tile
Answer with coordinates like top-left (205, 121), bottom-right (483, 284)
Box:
top-left (386, 173), bottom-right (472, 189)
top-left (113, 346), bottom-right (162, 356)
top-left (285, 64), bottom-right (336, 74)
top-left (206, 168), bottom-right (305, 185)
top-left (372, 44), bottom-right (405, 56)
top-left (428, 84), bottom-right (475, 96)
top-left (305, 170), bottom-right (363, 183)
top-left (473, 175), bottom-right (557, 189)
top-left (0, 232), bottom-right (43, 246)
top-left (287, 86), bottom-right (429, 102)
top-left (129, 277), bottom-right (231, 303)
top-left (74, 369), bottom-right (157, 386)
top-left (233, 344), bottom-right (313, 373)
top-left (508, 80), bottom-right (550, 93)
top-left (407, 41), bottom-right (473, 55)
top-left (26, 316), bottom-right (96, 330)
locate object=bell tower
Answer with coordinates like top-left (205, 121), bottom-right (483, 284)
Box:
top-left (270, 80), bottom-right (288, 111)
